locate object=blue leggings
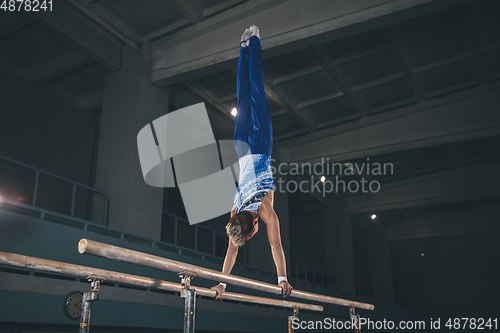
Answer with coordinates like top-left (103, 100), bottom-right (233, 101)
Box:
top-left (234, 36), bottom-right (273, 159)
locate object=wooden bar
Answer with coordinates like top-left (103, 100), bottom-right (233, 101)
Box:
top-left (0, 251), bottom-right (323, 311)
top-left (78, 239), bottom-right (375, 310)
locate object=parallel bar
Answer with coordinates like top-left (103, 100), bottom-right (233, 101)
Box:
top-left (0, 251), bottom-right (322, 311)
top-left (78, 239), bottom-right (374, 310)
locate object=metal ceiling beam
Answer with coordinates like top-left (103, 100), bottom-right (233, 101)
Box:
top-left (26, 0), bottom-right (123, 71)
top-left (143, 19), bottom-right (191, 42)
top-left (272, 65), bottom-right (323, 85)
top-left (346, 161), bottom-right (500, 215)
top-left (369, 96), bottom-right (417, 114)
top-left (21, 27), bottom-right (73, 58)
top-left (279, 82), bottom-right (500, 165)
top-left (0, 56), bottom-right (30, 81)
top-left (352, 72), bottom-right (405, 92)
top-left (203, 0), bottom-right (246, 18)
top-left (382, 26), bottom-right (425, 102)
top-left (184, 80), bottom-right (235, 121)
top-left (172, 0), bottom-right (204, 24)
top-left (297, 92), bottom-right (343, 110)
top-left (274, 128), bottom-right (308, 141)
top-left (386, 206), bottom-right (500, 240)
top-left (150, 0), bottom-right (458, 87)
top-left (67, 0), bottom-right (140, 51)
top-left (80, 91), bottom-right (104, 111)
top-left (263, 75), bottom-right (318, 132)
top-left (0, 13), bottom-right (32, 40)
top-left (31, 53), bottom-right (93, 85)
top-left (39, 84), bottom-right (82, 110)
top-left (413, 52), bottom-right (471, 74)
top-left (317, 114), bottom-right (359, 130)
top-left (170, 85), bottom-right (234, 140)
top-left (309, 46), bottom-right (370, 118)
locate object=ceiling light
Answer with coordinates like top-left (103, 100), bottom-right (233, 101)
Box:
top-left (371, 214), bottom-right (377, 220)
top-left (320, 176), bottom-right (325, 182)
top-left (231, 108), bottom-right (237, 117)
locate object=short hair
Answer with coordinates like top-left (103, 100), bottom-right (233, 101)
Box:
top-left (226, 211), bottom-right (254, 247)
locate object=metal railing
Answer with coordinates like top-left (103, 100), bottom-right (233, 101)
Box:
top-left (290, 257), bottom-right (336, 288)
top-left (355, 279), bottom-right (374, 299)
top-left (0, 155), bottom-right (109, 225)
top-left (395, 293), bottom-right (411, 308)
top-left (162, 213), bottom-right (247, 265)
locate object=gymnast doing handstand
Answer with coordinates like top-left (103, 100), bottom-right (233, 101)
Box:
top-left (211, 25), bottom-right (293, 299)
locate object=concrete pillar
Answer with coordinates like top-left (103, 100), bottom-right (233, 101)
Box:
top-left (323, 199), bottom-right (356, 293)
top-left (367, 229), bottom-right (394, 304)
top-left (94, 41), bottom-right (169, 240)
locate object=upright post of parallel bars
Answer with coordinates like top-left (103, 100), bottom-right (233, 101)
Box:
top-left (350, 306), bottom-right (361, 333)
top-left (180, 273), bottom-right (196, 333)
top-left (288, 308), bottom-right (299, 333)
top-left (80, 275), bottom-right (105, 333)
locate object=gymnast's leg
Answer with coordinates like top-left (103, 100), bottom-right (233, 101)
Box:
top-left (234, 29), bottom-right (252, 158)
top-left (248, 27), bottom-right (273, 156)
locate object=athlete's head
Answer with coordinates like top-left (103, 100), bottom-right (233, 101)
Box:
top-left (226, 211), bottom-right (258, 247)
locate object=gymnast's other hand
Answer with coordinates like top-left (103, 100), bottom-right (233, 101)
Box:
top-left (211, 284), bottom-right (225, 300)
top-left (279, 281), bottom-right (293, 297)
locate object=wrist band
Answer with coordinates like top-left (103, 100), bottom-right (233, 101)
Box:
top-left (278, 276), bottom-right (287, 284)
top-left (219, 282), bottom-right (227, 288)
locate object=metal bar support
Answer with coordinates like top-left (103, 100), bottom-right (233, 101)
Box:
top-left (180, 273), bottom-right (196, 333)
top-left (79, 275), bottom-right (105, 333)
top-left (288, 308), bottom-right (299, 333)
top-left (350, 306), bottom-right (361, 333)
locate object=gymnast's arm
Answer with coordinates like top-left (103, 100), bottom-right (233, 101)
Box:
top-left (211, 206), bottom-right (238, 299)
top-left (259, 194), bottom-right (293, 297)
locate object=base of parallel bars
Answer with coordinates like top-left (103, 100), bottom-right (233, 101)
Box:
top-left (79, 276), bottom-right (105, 333)
top-left (288, 309), bottom-right (299, 333)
